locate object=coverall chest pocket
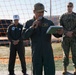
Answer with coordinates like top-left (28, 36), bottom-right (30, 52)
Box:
top-left (16, 28), bottom-right (22, 36)
top-left (34, 27), bottom-right (41, 35)
top-left (17, 28), bottom-right (21, 32)
top-left (11, 27), bottom-right (16, 34)
top-left (41, 23), bottom-right (49, 33)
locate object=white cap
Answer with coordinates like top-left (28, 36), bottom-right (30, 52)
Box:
top-left (13, 15), bottom-right (20, 20)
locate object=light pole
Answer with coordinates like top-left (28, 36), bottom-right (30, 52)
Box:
top-left (50, 0), bottom-right (52, 17)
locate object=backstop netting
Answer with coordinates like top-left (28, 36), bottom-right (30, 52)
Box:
top-left (0, 0), bottom-right (76, 73)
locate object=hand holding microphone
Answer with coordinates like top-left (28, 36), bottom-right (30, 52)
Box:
top-left (31, 16), bottom-right (43, 29)
top-left (31, 20), bottom-right (39, 29)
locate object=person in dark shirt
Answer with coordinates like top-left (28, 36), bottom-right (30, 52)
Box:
top-left (23, 3), bottom-right (63, 75)
top-left (7, 15), bottom-right (28, 75)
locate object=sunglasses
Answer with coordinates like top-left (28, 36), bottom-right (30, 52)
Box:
top-left (67, 6), bottom-right (73, 7)
top-left (36, 11), bottom-right (44, 13)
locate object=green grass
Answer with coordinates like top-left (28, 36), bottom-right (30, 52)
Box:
top-left (52, 43), bottom-right (63, 57)
top-left (52, 43), bottom-right (72, 57)
top-left (0, 43), bottom-right (74, 71)
top-left (55, 59), bottom-right (74, 71)
top-left (52, 43), bottom-right (73, 71)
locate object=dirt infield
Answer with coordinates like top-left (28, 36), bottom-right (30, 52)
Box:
top-left (0, 56), bottom-right (72, 64)
top-left (0, 56), bottom-right (32, 64)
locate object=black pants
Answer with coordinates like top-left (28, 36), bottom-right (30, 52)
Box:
top-left (32, 44), bottom-right (55, 75)
top-left (8, 42), bottom-right (26, 74)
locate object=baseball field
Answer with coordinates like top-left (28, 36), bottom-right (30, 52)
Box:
top-left (0, 43), bottom-right (74, 75)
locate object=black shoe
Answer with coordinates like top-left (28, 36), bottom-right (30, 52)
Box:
top-left (23, 73), bottom-right (28, 75)
top-left (62, 72), bottom-right (68, 75)
top-left (74, 72), bottom-right (76, 75)
top-left (62, 72), bottom-right (66, 75)
top-left (62, 72), bottom-right (72, 75)
top-left (8, 74), bottom-right (15, 75)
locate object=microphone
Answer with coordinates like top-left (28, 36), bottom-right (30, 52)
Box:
top-left (37, 16), bottom-right (43, 27)
top-left (37, 16), bottom-right (43, 21)
top-left (33, 16), bottom-right (43, 28)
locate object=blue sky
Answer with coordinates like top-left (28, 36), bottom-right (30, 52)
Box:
top-left (0, 0), bottom-right (76, 23)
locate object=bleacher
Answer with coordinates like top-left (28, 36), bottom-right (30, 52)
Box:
top-left (0, 20), bottom-right (12, 36)
top-left (0, 20), bottom-right (12, 45)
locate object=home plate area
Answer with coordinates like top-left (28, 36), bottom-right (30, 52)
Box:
top-left (0, 71), bottom-right (74, 75)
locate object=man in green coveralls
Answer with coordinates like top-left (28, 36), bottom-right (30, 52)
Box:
top-left (23, 3), bottom-right (63, 75)
top-left (60, 2), bottom-right (76, 75)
